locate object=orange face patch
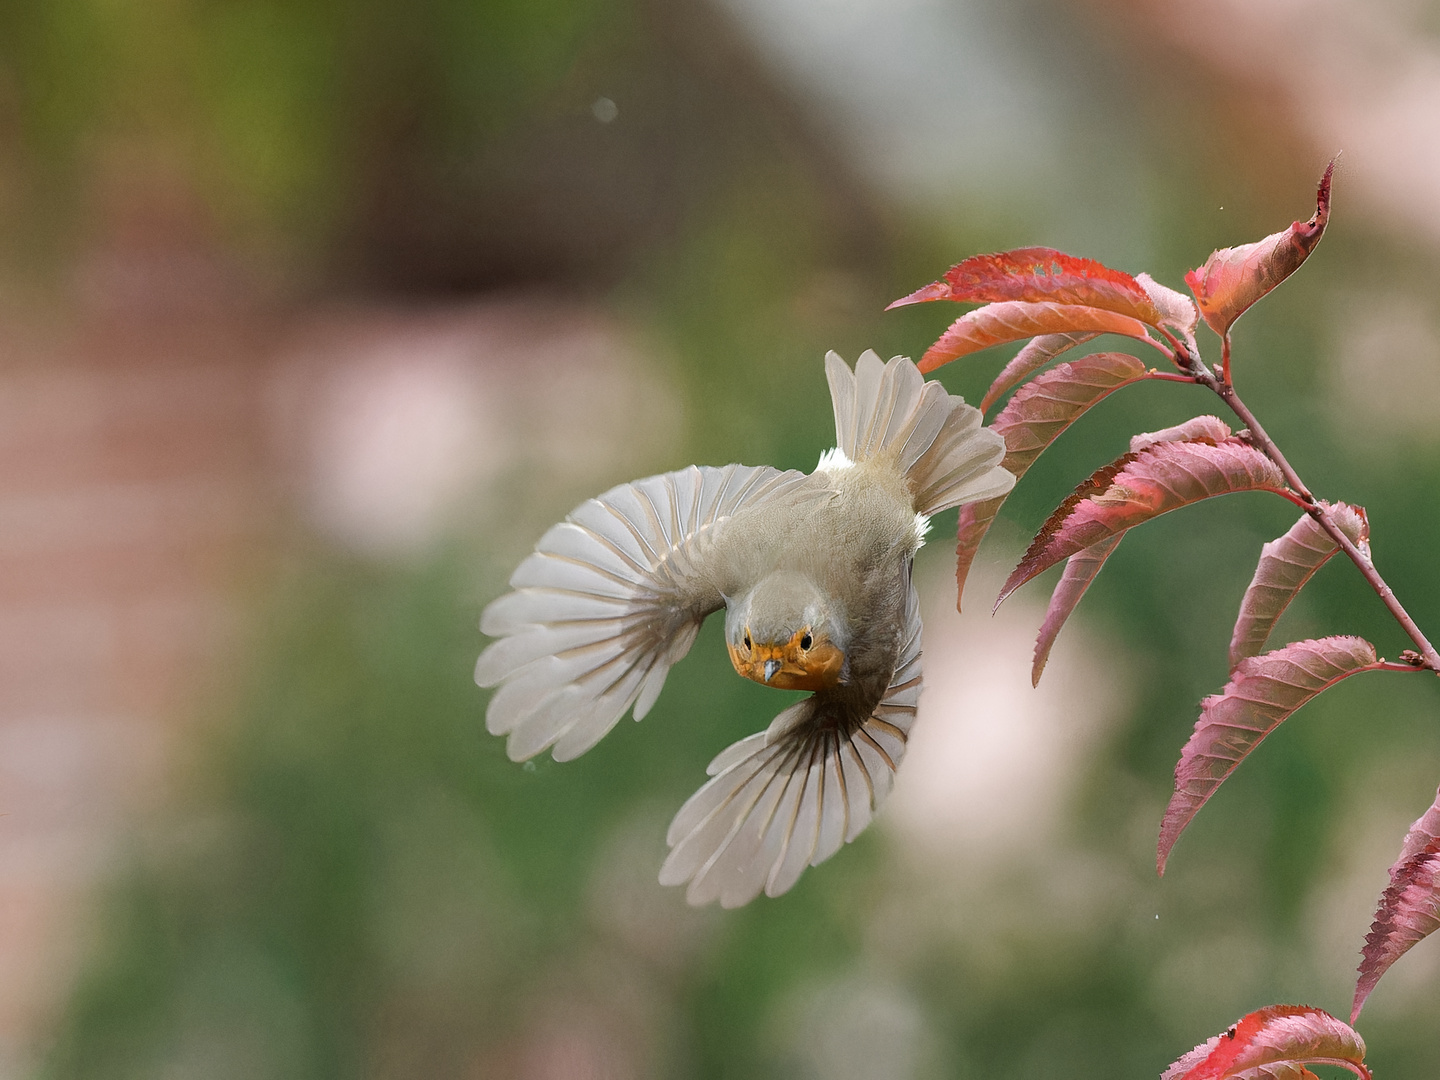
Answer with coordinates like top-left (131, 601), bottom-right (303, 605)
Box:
top-left (727, 627), bottom-right (845, 691)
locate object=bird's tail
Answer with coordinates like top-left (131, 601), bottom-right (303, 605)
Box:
top-left (824, 350), bottom-right (1014, 516)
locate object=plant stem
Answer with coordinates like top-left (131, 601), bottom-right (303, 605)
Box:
top-left (1197, 368), bottom-right (1440, 673)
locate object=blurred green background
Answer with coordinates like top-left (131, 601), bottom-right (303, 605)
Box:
top-left (4, 0), bottom-right (1440, 1076)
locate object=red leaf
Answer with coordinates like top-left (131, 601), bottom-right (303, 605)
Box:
top-left (889, 247), bottom-right (1163, 325)
top-left (952, 352), bottom-right (1155, 610)
top-left (1230, 503), bottom-right (1369, 670)
top-left (1001, 436), bottom-right (1289, 606)
top-left (1158, 637), bottom-right (1388, 874)
top-left (917, 300), bottom-right (1155, 373)
top-left (1353, 787), bottom-right (1440, 1021)
top-left (1185, 161), bottom-right (1334, 338)
top-left (1032, 534), bottom-right (1123, 686)
top-left (1162, 1004), bottom-right (1370, 1080)
top-left (1027, 419), bottom-right (1230, 676)
top-left (980, 331), bottom-right (1097, 413)
top-left (954, 501), bottom-right (999, 614)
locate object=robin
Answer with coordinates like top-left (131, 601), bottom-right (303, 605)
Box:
top-left (476, 351), bottom-right (1013, 906)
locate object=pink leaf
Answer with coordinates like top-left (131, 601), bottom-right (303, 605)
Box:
top-left (1032, 534), bottom-right (1123, 686)
top-left (1137, 271), bottom-right (1200, 337)
top-left (1394, 784), bottom-right (1440, 866)
top-left (1027, 419), bottom-right (1230, 678)
top-left (1230, 503), bottom-right (1369, 670)
top-left (952, 352), bottom-right (1155, 610)
top-left (1130, 415), bottom-right (1234, 453)
top-left (1162, 1004), bottom-right (1370, 1080)
top-left (888, 247), bottom-right (1163, 326)
top-left (1185, 161), bottom-right (1334, 338)
top-left (1158, 637), bottom-right (1390, 874)
top-left (953, 503), bottom-right (998, 614)
top-left (1001, 436), bottom-right (1289, 606)
top-left (1354, 840), bottom-right (1440, 1024)
top-left (916, 300), bottom-right (1155, 373)
top-left (1353, 786), bottom-right (1440, 1021)
top-left (980, 331), bottom-right (1098, 413)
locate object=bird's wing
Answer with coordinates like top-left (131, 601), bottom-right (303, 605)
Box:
top-left (659, 582), bottom-right (923, 907)
top-left (476, 463), bottom-right (808, 763)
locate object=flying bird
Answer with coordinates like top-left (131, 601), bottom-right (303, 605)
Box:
top-left (475, 351), bottom-right (1014, 906)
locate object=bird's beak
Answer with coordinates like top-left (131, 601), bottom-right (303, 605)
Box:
top-left (763, 659), bottom-right (781, 683)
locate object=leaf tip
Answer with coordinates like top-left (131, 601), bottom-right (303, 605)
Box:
top-left (994, 572), bottom-right (1025, 612)
top-left (1156, 827), bottom-right (1176, 877)
top-left (1317, 157), bottom-right (1337, 219)
top-left (1353, 836), bottom-right (1440, 1028)
top-left (886, 281), bottom-right (949, 310)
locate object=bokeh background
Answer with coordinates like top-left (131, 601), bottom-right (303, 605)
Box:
top-left (2, 0), bottom-right (1440, 1076)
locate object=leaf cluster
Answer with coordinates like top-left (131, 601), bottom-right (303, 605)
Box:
top-left (893, 162), bottom-right (1440, 1071)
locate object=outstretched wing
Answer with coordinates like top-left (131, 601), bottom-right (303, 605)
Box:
top-left (659, 584), bottom-right (923, 907)
top-left (476, 464), bottom-right (807, 763)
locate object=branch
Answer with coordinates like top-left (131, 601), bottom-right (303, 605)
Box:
top-left (1189, 366), bottom-right (1440, 674)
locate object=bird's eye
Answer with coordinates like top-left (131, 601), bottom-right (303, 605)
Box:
top-left (743, 630), bottom-right (751, 650)
top-left (800, 631), bottom-right (813, 650)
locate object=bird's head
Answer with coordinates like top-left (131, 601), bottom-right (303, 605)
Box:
top-left (725, 570), bottom-right (847, 691)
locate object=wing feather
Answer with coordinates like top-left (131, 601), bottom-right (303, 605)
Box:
top-left (660, 584), bottom-right (925, 906)
top-left (477, 464), bottom-right (807, 762)
top-left (814, 736), bottom-right (849, 864)
top-left (479, 589), bottom-right (629, 636)
top-left (766, 754), bottom-right (822, 898)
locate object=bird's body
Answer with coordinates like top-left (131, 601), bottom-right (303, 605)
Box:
top-left (476, 351), bottom-right (1013, 906)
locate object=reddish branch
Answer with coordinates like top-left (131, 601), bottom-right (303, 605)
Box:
top-left (1169, 339), bottom-right (1440, 674)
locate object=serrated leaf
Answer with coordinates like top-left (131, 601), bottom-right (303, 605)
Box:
top-left (1353, 786), bottom-right (1440, 1021)
top-left (1158, 637), bottom-right (1386, 873)
top-left (1185, 161), bottom-right (1334, 338)
top-left (1231, 1067), bottom-right (1320, 1080)
top-left (1027, 419), bottom-right (1232, 677)
top-left (1001, 436), bottom-right (1288, 606)
top-left (980, 331), bottom-right (1098, 413)
top-left (1162, 1004), bottom-right (1369, 1080)
top-left (889, 247), bottom-right (1163, 325)
top-left (1032, 534), bottom-right (1123, 686)
top-left (1394, 784), bottom-right (1440, 866)
top-left (1230, 503), bottom-right (1369, 670)
top-left (952, 352), bottom-right (1155, 610)
top-left (917, 300), bottom-right (1155, 373)
top-left (1354, 840), bottom-right (1440, 1023)
top-left (1130, 415), bottom-right (1234, 452)
top-left (953, 504), bottom-right (998, 613)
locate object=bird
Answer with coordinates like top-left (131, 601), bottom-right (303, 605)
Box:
top-left (475, 350), bottom-right (1014, 907)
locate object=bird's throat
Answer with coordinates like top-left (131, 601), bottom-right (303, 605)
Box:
top-left (727, 638), bottom-right (845, 692)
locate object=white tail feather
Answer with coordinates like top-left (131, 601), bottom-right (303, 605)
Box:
top-left (824, 350), bottom-right (1013, 516)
